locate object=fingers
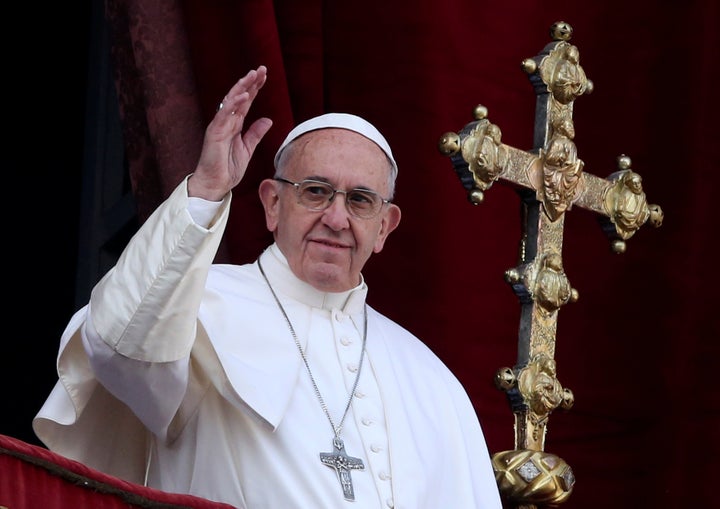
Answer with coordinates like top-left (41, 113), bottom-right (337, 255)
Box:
top-left (242, 117), bottom-right (274, 156)
top-left (218, 65), bottom-right (267, 116)
top-left (194, 66), bottom-right (272, 197)
top-left (208, 65), bottom-right (269, 144)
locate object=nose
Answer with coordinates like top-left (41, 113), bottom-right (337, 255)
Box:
top-left (327, 189), bottom-right (349, 205)
top-left (322, 192), bottom-right (352, 230)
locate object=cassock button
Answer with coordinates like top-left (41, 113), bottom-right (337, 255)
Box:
top-left (379, 470), bottom-right (391, 480)
top-left (385, 497), bottom-right (394, 508)
top-left (371, 444), bottom-right (383, 453)
top-left (340, 336), bottom-right (351, 346)
top-left (362, 417), bottom-right (373, 426)
top-left (347, 363), bottom-right (358, 373)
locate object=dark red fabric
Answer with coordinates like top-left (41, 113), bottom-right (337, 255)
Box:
top-left (102, 0), bottom-right (719, 507)
top-left (0, 434), bottom-right (235, 508)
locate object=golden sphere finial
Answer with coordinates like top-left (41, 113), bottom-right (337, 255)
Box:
top-left (649, 204), bottom-right (664, 228)
top-left (495, 367), bottom-right (517, 391)
top-left (561, 388), bottom-right (575, 410)
top-left (473, 105), bottom-right (488, 120)
top-left (550, 21), bottom-right (573, 41)
top-left (521, 58), bottom-right (538, 75)
top-left (505, 268), bottom-right (521, 284)
top-left (469, 189), bottom-right (485, 205)
top-left (611, 239), bottom-right (627, 254)
top-left (437, 132), bottom-right (460, 156)
top-left (617, 154), bottom-right (632, 170)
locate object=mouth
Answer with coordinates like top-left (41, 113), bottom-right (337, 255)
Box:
top-left (310, 238), bottom-right (350, 249)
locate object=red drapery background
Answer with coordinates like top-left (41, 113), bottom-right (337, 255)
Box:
top-left (5, 0), bottom-right (717, 508)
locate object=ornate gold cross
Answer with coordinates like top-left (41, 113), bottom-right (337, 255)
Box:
top-left (438, 21), bottom-right (663, 508)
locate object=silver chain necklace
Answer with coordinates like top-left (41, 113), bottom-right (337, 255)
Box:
top-left (258, 258), bottom-right (367, 501)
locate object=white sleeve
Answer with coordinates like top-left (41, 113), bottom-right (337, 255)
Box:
top-left (89, 177), bottom-right (230, 362)
top-left (81, 304), bottom-right (189, 437)
top-left (81, 177), bottom-right (231, 435)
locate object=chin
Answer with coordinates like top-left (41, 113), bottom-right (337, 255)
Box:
top-left (306, 264), bottom-right (352, 292)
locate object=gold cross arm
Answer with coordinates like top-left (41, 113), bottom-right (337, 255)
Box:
top-left (438, 110), bottom-right (663, 255)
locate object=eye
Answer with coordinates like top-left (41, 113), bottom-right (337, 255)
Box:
top-left (301, 181), bottom-right (333, 198)
top-left (347, 190), bottom-right (377, 207)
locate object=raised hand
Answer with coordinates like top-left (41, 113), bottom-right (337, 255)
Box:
top-left (188, 66), bottom-right (273, 201)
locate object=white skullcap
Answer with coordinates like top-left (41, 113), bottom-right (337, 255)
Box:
top-left (273, 113), bottom-right (397, 175)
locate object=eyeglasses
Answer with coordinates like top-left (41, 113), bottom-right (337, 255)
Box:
top-left (275, 177), bottom-right (391, 219)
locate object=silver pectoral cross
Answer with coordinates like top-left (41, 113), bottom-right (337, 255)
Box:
top-left (320, 437), bottom-right (365, 501)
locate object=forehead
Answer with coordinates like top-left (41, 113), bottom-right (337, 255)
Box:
top-left (287, 129), bottom-right (390, 174)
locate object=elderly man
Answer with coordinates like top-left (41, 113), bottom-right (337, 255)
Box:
top-left (34, 66), bottom-right (502, 508)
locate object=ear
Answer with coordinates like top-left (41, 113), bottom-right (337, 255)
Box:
top-left (373, 203), bottom-right (402, 253)
top-left (258, 179), bottom-right (281, 232)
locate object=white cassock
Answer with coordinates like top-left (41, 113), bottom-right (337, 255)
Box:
top-left (33, 178), bottom-right (502, 509)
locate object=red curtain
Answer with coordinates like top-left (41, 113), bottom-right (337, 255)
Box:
top-left (103, 0), bottom-right (719, 507)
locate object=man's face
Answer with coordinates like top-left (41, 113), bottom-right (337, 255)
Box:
top-left (259, 128), bottom-right (401, 292)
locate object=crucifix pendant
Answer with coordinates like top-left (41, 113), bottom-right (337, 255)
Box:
top-left (320, 436), bottom-right (365, 501)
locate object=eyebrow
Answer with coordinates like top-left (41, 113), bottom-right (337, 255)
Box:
top-left (301, 176), bottom-right (378, 193)
top-left (302, 175), bottom-right (331, 183)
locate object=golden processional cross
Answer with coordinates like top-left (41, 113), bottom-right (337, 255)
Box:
top-left (438, 21), bottom-right (663, 508)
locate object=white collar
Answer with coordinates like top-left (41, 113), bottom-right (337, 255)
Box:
top-left (259, 243), bottom-right (368, 315)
